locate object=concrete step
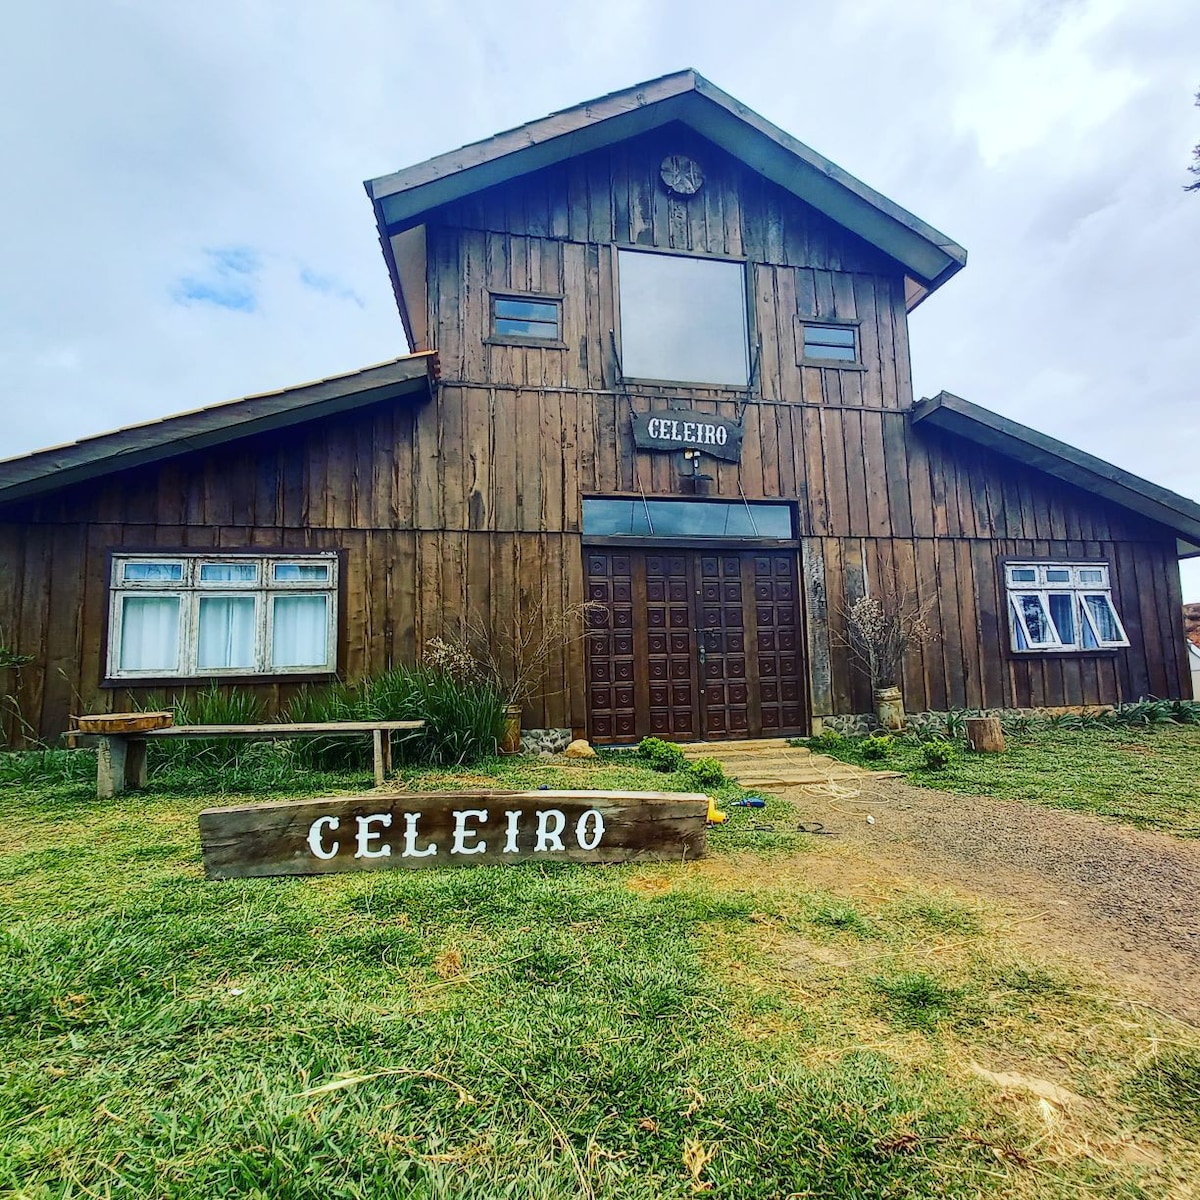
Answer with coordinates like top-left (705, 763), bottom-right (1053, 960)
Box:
top-left (678, 739), bottom-right (799, 756)
top-left (684, 747), bottom-right (812, 762)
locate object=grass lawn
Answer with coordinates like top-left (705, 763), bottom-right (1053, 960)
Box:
top-left (2, 747), bottom-right (1199, 1197)
top-left (810, 725), bottom-right (1200, 838)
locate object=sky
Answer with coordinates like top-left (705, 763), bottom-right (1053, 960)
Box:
top-left (1, 0), bottom-right (1197, 597)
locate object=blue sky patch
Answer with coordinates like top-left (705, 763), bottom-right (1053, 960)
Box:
top-left (299, 266), bottom-right (364, 307)
top-left (173, 246), bottom-right (262, 312)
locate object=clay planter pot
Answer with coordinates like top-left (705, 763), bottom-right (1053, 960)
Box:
top-left (873, 686), bottom-right (906, 732)
top-left (499, 704), bottom-right (523, 755)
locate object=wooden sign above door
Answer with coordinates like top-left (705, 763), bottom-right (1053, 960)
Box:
top-left (631, 410), bottom-right (743, 463)
top-left (199, 790), bottom-right (709, 879)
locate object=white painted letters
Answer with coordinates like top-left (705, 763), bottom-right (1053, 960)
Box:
top-left (535, 809), bottom-right (567, 851)
top-left (355, 813), bottom-right (392, 859)
top-left (575, 808), bottom-right (605, 851)
top-left (401, 812), bottom-right (438, 858)
top-left (451, 809), bottom-right (489, 855)
top-left (503, 810), bottom-right (521, 853)
top-left (307, 815), bottom-right (340, 860)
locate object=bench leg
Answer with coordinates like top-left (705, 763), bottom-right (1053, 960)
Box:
top-left (373, 729), bottom-right (385, 787)
top-left (97, 737), bottom-right (128, 799)
top-left (125, 738), bottom-right (148, 790)
top-left (381, 730), bottom-right (393, 778)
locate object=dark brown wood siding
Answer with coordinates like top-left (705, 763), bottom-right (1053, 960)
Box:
top-left (0, 127), bottom-right (1189, 742)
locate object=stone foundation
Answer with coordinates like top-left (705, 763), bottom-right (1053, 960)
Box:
top-left (519, 728), bottom-right (572, 755)
top-left (814, 705), bottom-right (1114, 737)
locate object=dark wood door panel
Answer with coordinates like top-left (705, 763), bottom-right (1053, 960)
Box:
top-left (697, 552), bottom-right (751, 739)
top-left (586, 546), bottom-right (808, 743)
top-left (643, 552), bottom-right (700, 739)
top-left (585, 550), bottom-right (638, 743)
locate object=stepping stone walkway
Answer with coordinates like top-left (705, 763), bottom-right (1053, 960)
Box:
top-left (678, 738), bottom-right (901, 790)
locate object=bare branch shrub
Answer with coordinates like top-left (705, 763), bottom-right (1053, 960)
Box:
top-left (838, 558), bottom-right (935, 692)
top-left (423, 601), bottom-right (602, 707)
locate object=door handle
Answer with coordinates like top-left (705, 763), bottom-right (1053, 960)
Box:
top-left (698, 639), bottom-right (706, 665)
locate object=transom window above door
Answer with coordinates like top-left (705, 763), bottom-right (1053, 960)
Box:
top-left (107, 552), bottom-right (338, 679)
top-left (583, 498), bottom-right (792, 539)
top-left (616, 248), bottom-right (749, 386)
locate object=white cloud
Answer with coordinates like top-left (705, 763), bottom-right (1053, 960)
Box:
top-left (1, 0), bottom-right (1197, 602)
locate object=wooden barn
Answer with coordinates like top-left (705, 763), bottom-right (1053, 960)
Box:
top-left (2, 70), bottom-right (1198, 747)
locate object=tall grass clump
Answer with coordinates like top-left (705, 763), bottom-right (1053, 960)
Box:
top-left (286, 667), bottom-right (505, 767)
top-left (139, 685), bottom-right (266, 769)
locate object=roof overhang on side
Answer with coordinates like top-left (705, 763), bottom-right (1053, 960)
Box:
top-left (364, 70), bottom-right (967, 329)
top-left (0, 354), bottom-right (438, 507)
top-left (910, 391), bottom-right (1200, 559)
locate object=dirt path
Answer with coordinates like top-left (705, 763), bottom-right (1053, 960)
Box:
top-left (779, 776), bottom-right (1200, 1026)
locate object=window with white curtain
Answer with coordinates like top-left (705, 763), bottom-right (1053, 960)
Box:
top-left (107, 553), bottom-right (337, 678)
top-left (1005, 562), bottom-right (1129, 653)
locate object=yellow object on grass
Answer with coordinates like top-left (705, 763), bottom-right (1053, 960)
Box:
top-left (706, 797), bottom-right (728, 824)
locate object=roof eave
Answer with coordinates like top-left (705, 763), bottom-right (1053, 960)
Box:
top-left (0, 354), bottom-right (438, 506)
top-left (364, 70), bottom-right (966, 299)
top-left (910, 391), bottom-right (1200, 550)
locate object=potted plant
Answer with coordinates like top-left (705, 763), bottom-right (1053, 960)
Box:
top-left (842, 568), bottom-right (934, 732)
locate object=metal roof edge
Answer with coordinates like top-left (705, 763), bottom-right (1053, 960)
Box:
top-left (0, 353), bottom-right (438, 505)
top-left (911, 391), bottom-right (1200, 548)
top-left (363, 70), bottom-right (966, 292)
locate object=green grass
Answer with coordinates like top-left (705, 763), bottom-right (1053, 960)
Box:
top-left (2, 751), bottom-right (1199, 1196)
top-left (805, 725), bottom-right (1200, 837)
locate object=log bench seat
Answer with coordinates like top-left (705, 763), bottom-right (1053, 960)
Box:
top-left (70, 721), bottom-right (425, 798)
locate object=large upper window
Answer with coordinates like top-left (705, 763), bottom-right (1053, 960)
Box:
top-left (108, 553), bottom-right (338, 679)
top-left (1005, 562), bottom-right (1129, 653)
top-left (616, 249), bottom-right (749, 386)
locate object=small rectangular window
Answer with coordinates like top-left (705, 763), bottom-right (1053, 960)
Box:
top-left (1005, 561), bottom-right (1129, 653)
top-left (108, 552), bottom-right (337, 678)
top-left (123, 561), bottom-right (184, 583)
top-left (797, 320), bottom-right (860, 365)
top-left (489, 294), bottom-right (562, 343)
top-left (199, 561), bottom-right (259, 584)
top-left (273, 562), bottom-right (331, 583)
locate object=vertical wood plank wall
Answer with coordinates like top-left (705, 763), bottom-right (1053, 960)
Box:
top-left (0, 124), bottom-right (1189, 740)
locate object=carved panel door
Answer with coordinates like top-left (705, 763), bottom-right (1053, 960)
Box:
top-left (585, 547), bottom-right (807, 743)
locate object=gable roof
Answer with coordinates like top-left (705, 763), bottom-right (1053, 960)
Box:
top-left (911, 391), bottom-right (1200, 557)
top-left (0, 353), bottom-right (438, 506)
top-left (364, 70), bottom-right (967, 315)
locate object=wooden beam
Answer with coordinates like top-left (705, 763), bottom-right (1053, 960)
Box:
top-left (199, 790), bottom-right (710, 878)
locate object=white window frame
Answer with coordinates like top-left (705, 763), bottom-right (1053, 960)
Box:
top-left (107, 552), bottom-right (338, 679)
top-left (1005, 562), bottom-right (1129, 653)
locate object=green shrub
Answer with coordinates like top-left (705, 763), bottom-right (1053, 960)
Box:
top-left (688, 757), bottom-right (726, 788)
top-left (286, 668), bottom-right (505, 767)
top-left (637, 736), bottom-right (687, 773)
top-left (861, 734), bottom-right (894, 761)
top-left (1112, 699), bottom-right (1200, 727)
top-left (920, 739), bottom-right (954, 770)
top-left (807, 729), bottom-right (845, 752)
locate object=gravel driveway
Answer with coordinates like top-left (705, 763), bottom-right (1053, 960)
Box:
top-left (783, 776), bottom-right (1200, 1026)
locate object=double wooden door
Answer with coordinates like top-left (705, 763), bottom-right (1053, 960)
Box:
top-left (585, 547), bottom-right (808, 743)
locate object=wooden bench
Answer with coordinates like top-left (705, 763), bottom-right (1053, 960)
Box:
top-left (74, 721), bottom-right (425, 798)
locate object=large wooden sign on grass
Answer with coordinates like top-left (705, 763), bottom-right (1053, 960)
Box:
top-left (199, 790), bottom-right (709, 879)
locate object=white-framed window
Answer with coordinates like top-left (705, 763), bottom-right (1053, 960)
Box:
top-left (615, 247), bottom-right (750, 386)
top-left (108, 553), bottom-right (338, 679)
top-left (1005, 562), bottom-right (1129, 653)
